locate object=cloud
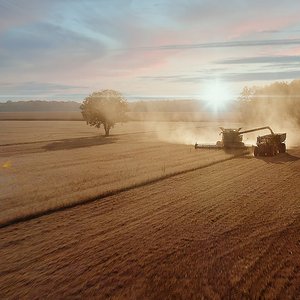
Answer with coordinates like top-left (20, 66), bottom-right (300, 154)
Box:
top-left (0, 22), bottom-right (107, 74)
top-left (141, 0), bottom-right (300, 44)
top-left (0, 1), bottom-right (60, 33)
top-left (136, 38), bottom-right (300, 51)
top-left (1, 0), bottom-right (300, 98)
top-left (0, 81), bottom-right (87, 95)
top-left (223, 70), bottom-right (300, 82)
top-left (140, 70), bottom-right (300, 83)
top-left (217, 55), bottom-right (300, 64)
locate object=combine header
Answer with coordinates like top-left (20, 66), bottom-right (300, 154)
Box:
top-left (195, 126), bottom-right (286, 156)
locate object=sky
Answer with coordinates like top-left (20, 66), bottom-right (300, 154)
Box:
top-left (0, 0), bottom-right (300, 102)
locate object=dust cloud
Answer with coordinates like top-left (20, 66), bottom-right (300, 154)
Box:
top-left (153, 122), bottom-right (220, 146)
top-left (142, 119), bottom-right (240, 146)
top-left (130, 102), bottom-right (240, 146)
top-left (240, 99), bottom-right (300, 148)
top-left (140, 99), bottom-right (299, 149)
top-left (135, 84), bottom-right (300, 148)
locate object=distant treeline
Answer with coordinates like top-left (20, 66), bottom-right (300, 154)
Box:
top-left (1, 80), bottom-right (300, 124)
top-left (239, 80), bottom-right (300, 125)
top-left (0, 100), bottom-right (81, 112)
top-left (0, 99), bottom-right (205, 113)
top-left (129, 100), bottom-right (204, 112)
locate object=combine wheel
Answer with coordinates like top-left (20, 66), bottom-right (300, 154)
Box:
top-left (271, 145), bottom-right (277, 156)
top-left (267, 145), bottom-right (274, 156)
top-left (254, 146), bottom-right (259, 157)
top-left (257, 146), bottom-right (263, 156)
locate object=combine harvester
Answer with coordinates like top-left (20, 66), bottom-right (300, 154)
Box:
top-left (195, 126), bottom-right (286, 157)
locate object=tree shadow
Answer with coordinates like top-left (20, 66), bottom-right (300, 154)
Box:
top-left (43, 136), bottom-right (117, 151)
top-left (253, 152), bottom-right (300, 164)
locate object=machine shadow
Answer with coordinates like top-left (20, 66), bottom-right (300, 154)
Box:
top-left (43, 136), bottom-right (117, 151)
top-left (223, 148), bottom-right (253, 156)
top-left (254, 152), bottom-right (300, 164)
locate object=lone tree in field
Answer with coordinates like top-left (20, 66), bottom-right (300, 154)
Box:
top-left (80, 90), bottom-right (127, 136)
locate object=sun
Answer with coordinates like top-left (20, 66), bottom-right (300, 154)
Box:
top-left (200, 79), bottom-right (233, 112)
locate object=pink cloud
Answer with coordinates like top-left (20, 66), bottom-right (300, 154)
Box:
top-left (228, 13), bottom-right (300, 39)
top-left (0, 1), bottom-right (55, 33)
top-left (276, 46), bottom-right (300, 56)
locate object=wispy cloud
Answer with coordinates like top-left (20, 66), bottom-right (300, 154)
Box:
top-left (137, 38), bottom-right (300, 51)
top-left (140, 70), bottom-right (300, 83)
top-left (223, 70), bottom-right (300, 82)
top-left (217, 55), bottom-right (300, 64)
top-left (1, 0), bottom-right (300, 99)
top-left (0, 82), bottom-right (87, 95)
top-left (0, 22), bottom-right (107, 72)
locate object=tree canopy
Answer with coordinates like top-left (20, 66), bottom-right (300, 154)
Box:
top-left (238, 80), bottom-right (300, 125)
top-left (80, 90), bottom-right (127, 136)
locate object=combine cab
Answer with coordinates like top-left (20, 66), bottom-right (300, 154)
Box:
top-left (254, 133), bottom-right (286, 156)
top-left (216, 127), bottom-right (245, 148)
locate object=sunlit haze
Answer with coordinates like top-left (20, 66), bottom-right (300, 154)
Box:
top-left (0, 0), bottom-right (300, 101)
top-left (200, 79), bottom-right (234, 111)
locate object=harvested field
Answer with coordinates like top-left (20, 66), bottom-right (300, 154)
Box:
top-left (0, 111), bottom-right (239, 122)
top-left (0, 121), bottom-right (241, 225)
top-left (0, 120), bottom-right (300, 298)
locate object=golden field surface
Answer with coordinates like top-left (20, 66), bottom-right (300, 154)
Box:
top-left (0, 111), bottom-right (239, 122)
top-left (0, 120), bottom-right (300, 298)
top-left (0, 120), bottom-right (240, 225)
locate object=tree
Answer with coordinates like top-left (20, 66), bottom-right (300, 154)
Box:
top-left (238, 86), bottom-right (255, 102)
top-left (238, 80), bottom-right (300, 125)
top-left (80, 89), bottom-right (127, 136)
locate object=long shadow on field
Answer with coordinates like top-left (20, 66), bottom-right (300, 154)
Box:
top-left (254, 153), bottom-right (300, 164)
top-left (43, 136), bottom-right (117, 151)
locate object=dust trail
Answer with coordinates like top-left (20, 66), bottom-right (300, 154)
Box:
top-left (142, 120), bottom-right (246, 146)
top-left (155, 122), bottom-right (220, 146)
top-left (240, 99), bottom-right (300, 148)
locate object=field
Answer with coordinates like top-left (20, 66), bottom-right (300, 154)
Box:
top-left (1, 120), bottom-right (300, 298)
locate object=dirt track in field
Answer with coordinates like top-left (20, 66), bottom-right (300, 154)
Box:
top-left (1, 148), bottom-right (300, 299)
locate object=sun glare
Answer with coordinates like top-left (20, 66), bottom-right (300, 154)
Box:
top-left (200, 80), bottom-right (233, 112)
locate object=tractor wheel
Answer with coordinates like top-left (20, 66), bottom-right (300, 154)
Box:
top-left (257, 146), bottom-right (263, 156)
top-left (279, 143), bottom-right (286, 153)
top-left (254, 146), bottom-right (259, 157)
top-left (267, 145), bottom-right (273, 156)
top-left (271, 145), bottom-right (277, 156)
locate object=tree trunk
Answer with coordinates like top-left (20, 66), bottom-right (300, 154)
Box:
top-left (104, 123), bottom-right (110, 136)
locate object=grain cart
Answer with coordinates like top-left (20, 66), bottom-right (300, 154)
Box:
top-left (253, 133), bottom-right (286, 156)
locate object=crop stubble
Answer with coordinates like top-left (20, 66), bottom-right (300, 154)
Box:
top-left (0, 121), bottom-right (237, 225)
top-left (0, 121), bottom-right (299, 298)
